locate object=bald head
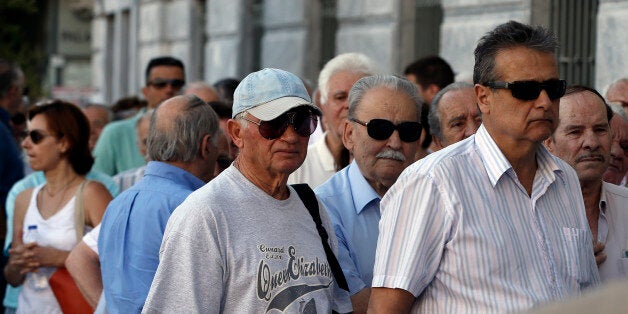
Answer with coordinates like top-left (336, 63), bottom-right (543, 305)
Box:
top-left (148, 94), bottom-right (220, 163)
top-left (184, 81), bottom-right (220, 103)
top-left (606, 78), bottom-right (628, 116)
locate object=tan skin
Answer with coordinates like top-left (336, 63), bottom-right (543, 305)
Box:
top-left (4, 115), bottom-right (111, 287)
top-left (227, 112), bottom-right (309, 199)
top-left (368, 47), bottom-right (561, 313)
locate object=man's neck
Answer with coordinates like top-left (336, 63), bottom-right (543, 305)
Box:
top-left (494, 136), bottom-right (539, 196)
top-left (581, 179), bottom-right (603, 238)
top-left (233, 158), bottom-right (290, 200)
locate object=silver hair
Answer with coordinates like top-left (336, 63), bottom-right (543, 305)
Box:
top-left (83, 103), bottom-right (114, 123)
top-left (147, 95), bottom-right (220, 162)
top-left (608, 102), bottom-right (628, 121)
top-left (347, 75), bottom-right (422, 122)
top-left (428, 82), bottom-right (474, 141)
top-left (318, 53), bottom-right (379, 105)
top-left (473, 21), bottom-right (557, 84)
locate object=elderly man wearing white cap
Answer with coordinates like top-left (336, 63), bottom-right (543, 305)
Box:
top-left (143, 68), bottom-right (352, 313)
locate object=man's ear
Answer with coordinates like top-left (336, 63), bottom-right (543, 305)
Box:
top-left (426, 84), bottom-right (440, 103)
top-left (199, 134), bottom-right (212, 160)
top-left (227, 119), bottom-right (244, 149)
top-left (141, 86), bottom-right (149, 99)
top-left (475, 84), bottom-right (491, 115)
top-left (342, 120), bottom-right (354, 152)
top-left (543, 136), bottom-right (555, 153)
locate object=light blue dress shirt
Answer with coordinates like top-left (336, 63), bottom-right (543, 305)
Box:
top-left (315, 161), bottom-right (381, 295)
top-left (98, 161), bottom-right (205, 314)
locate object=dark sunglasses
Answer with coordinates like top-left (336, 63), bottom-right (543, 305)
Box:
top-left (22, 130), bottom-right (49, 144)
top-left (484, 79), bottom-right (566, 101)
top-left (244, 109), bottom-right (318, 140)
top-left (148, 79), bottom-right (185, 90)
top-left (350, 118), bottom-right (422, 142)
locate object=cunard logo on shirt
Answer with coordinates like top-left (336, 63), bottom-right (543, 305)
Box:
top-left (257, 245), bottom-right (333, 313)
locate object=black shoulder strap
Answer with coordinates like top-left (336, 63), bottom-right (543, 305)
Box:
top-left (291, 183), bottom-right (349, 292)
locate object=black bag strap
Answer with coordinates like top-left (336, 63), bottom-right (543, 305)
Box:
top-left (291, 184), bottom-right (349, 292)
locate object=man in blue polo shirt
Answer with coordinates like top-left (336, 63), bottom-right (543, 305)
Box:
top-left (315, 75), bottom-right (422, 313)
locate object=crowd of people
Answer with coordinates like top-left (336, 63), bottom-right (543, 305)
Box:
top-left (0, 20), bottom-right (626, 313)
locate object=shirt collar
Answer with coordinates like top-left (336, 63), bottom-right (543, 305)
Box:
top-left (475, 124), bottom-right (563, 187)
top-left (144, 161), bottom-right (205, 191)
top-left (316, 133), bottom-right (337, 172)
top-left (348, 161), bottom-right (380, 214)
top-left (599, 182), bottom-right (608, 214)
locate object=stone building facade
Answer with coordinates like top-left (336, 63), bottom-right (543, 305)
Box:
top-left (91, 0), bottom-right (627, 104)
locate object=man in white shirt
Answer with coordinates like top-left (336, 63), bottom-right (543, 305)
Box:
top-left (369, 21), bottom-right (600, 313)
top-left (545, 86), bottom-right (628, 282)
top-left (288, 53), bottom-right (378, 188)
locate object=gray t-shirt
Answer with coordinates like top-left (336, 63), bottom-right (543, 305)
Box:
top-left (143, 166), bottom-right (352, 313)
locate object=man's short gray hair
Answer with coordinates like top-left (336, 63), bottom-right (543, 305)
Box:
top-left (0, 59), bottom-right (22, 98)
top-left (147, 95), bottom-right (220, 162)
top-left (428, 82), bottom-right (474, 141)
top-left (347, 75), bottom-right (422, 122)
top-left (318, 53), bottom-right (378, 105)
top-left (473, 20), bottom-right (557, 85)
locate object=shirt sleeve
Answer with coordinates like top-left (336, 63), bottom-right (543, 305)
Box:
top-left (142, 207), bottom-right (224, 314)
top-left (371, 171), bottom-right (454, 297)
top-left (318, 199), bottom-right (353, 313)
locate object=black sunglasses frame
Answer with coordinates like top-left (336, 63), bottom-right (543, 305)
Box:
top-left (22, 130), bottom-right (49, 144)
top-left (148, 79), bottom-right (186, 90)
top-left (484, 79), bottom-right (567, 101)
top-left (350, 118), bottom-right (422, 143)
top-left (244, 109), bottom-right (318, 140)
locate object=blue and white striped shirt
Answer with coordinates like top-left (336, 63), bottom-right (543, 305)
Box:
top-left (372, 124), bottom-right (600, 313)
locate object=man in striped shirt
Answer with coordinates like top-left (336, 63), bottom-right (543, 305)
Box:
top-left (369, 21), bottom-right (600, 313)
top-left (545, 86), bottom-right (628, 283)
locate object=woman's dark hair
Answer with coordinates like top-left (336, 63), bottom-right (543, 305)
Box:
top-left (28, 100), bottom-right (94, 175)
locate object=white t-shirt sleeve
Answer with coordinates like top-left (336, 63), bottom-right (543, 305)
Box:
top-left (82, 223), bottom-right (101, 254)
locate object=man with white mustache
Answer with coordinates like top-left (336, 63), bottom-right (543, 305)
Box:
top-left (315, 75), bottom-right (422, 313)
top-left (544, 86), bottom-right (628, 283)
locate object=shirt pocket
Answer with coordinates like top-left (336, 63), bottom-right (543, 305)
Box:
top-left (561, 227), bottom-right (594, 288)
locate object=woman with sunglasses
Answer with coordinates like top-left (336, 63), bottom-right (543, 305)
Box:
top-left (4, 100), bottom-right (112, 313)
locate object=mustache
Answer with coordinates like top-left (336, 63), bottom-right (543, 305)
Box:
top-left (376, 149), bottom-right (406, 161)
top-left (575, 153), bottom-right (605, 163)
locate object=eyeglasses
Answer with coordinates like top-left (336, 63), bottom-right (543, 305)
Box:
top-left (484, 79), bottom-right (566, 101)
top-left (350, 118), bottom-right (422, 142)
top-left (22, 130), bottom-right (49, 144)
top-left (243, 109), bottom-right (318, 140)
top-left (148, 79), bottom-right (185, 90)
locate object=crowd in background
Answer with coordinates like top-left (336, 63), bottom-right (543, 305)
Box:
top-left (0, 19), bottom-right (627, 313)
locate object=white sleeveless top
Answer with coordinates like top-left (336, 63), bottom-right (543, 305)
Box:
top-left (17, 184), bottom-right (79, 314)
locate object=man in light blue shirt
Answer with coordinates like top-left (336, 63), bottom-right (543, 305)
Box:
top-left (98, 95), bottom-right (221, 314)
top-left (315, 75), bottom-right (422, 313)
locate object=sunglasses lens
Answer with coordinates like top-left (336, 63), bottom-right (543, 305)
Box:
top-left (170, 79), bottom-right (185, 89)
top-left (258, 116), bottom-right (289, 140)
top-left (511, 81), bottom-right (541, 101)
top-left (29, 131), bottom-right (44, 144)
top-left (397, 122), bottom-right (422, 142)
top-left (544, 80), bottom-right (567, 100)
top-left (367, 119), bottom-right (395, 141)
top-left (293, 112), bottom-right (317, 137)
top-left (151, 79), bottom-right (185, 89)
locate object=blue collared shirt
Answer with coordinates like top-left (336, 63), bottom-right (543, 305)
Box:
top-left (315, 161), bottom-right (381, 295)
top-left (99, 161), bottom-right (205, 314)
